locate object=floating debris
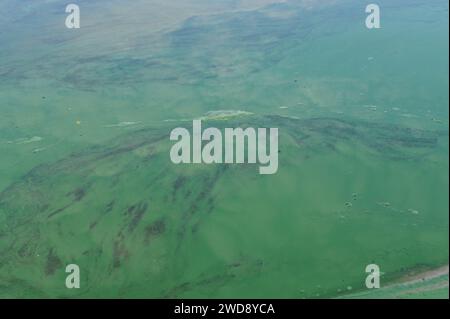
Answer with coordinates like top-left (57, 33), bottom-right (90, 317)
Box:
top-left (408, 209), bottom-right (420, 215)
top-left (32, 147), bottom-right (46, 154)
top-left (23, 136), bottom-right (43, 144)
top-left (431, 118), bottom-right (443, 124)
top-left (163, 118), bottom-right (192, 122)
top-left (347, 286), bottom-right (353, 291)
top-left (363, 105), bottom-right (377, 111)
top-left (76, 120), bottom-right (82, 125)
top-left (376, 201), bottom-right (391, 208)
top-left (401, 113), bottom-right (418, 118)
top-left (345, 202), bottom-right (353, 208)
top-left (199, 110), bottom-right (253, 120)
top-left (279, 106), bottom-right (289, 109)
top-left (278, 115), bottom-right (300, 120)
top-left (7, 136), bottom-right (43, 145)
top-left (104, 121), bottom-right (141, 128)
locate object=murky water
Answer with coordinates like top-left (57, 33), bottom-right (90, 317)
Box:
top-left (0, 0), bottom-right (448, 298)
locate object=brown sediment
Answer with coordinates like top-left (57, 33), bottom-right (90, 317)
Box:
top-left (48, 186), bottom-right (91, 218)
top-left (18, 242), bottom-right (33, 258)
top-left (13, 131), bottom-right (166, 179)
top-left (105, 200), bottom-right (115, 213)
top-left (172, 175), bottom-right (187, 200)
top-left (144, 219), bottom-right (166, 244)
top-left (88, 200), bottom-right (116, 230)
top-left (67, 187), bottom-right (86, 202)
top-left (48, 203), bottom-right (72, 218)
top-left (126, 202), bottom-right (148, 233)
top-left (95, 141), bottom-right (149, 161)
top-left (89, 221), bottom-right (98, 230)
top-left (264, 116), bottom-right (443, 159)
top-left (175, 167), bottom-right (224, 243)
top-left (0, 115), bottom-right (446, 283)
top-left (45, 248), bottom-right (62, 276)
top-left (191, 197), bottom-right (215, 234)
top-left (112, 233), bottom-right (129, 269)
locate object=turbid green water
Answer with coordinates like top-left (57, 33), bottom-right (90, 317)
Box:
top-left (0, 0), bottom-right (448, 298)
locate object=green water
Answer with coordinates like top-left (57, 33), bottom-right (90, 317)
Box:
top-left (0, 0), bottom-right (448, 298)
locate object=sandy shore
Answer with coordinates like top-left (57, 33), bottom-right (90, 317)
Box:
top-left (393, 265), bottom-right (449, 287)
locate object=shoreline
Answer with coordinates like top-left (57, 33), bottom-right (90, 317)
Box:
top-left (340, 264), bottom-right (449, 299)
top-left (389, 264), bottom-right (449, 287)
